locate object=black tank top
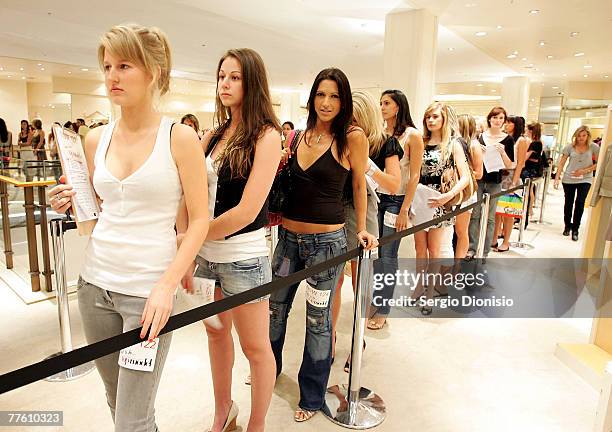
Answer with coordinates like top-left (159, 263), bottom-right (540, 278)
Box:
top-left (284, 139), bottom-right (349, 224)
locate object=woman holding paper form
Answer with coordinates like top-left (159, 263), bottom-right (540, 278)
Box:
top-left (330, 90), bottom-right (403, 370)
top-left (410, 102), bottom-right (470, 315)
top-left (467, 106), bottom-right (514, 259)
top-left (176, 48), bottom-right (281, 432)
top-left (554, 125), bottom-right (599, 241)
top-left (48, 24), bottom-right (209, 432)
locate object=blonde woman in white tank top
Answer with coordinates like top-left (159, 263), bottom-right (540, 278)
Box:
top-left (48, 25), bottom-right (209, 431)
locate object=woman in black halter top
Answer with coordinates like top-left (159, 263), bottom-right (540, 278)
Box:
top-left (269, 68), bottom-right (377, 423)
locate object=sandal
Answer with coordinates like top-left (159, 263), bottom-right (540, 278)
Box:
top-left (294, 408), bottom-right (317, 422)
top-left (420, 306), bottom-right (433, 316)
top-left (495, 245), bottom-right (510, 253)
top-left (367, 316), bottom-right (387, 330)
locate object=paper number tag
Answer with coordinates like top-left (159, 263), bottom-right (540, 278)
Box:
top-left (118, 338), bottom-right (159, 372)
top-left (384, 211), bottom-right (398, 228)
top-left (191, 277), bottom-right (222, 329)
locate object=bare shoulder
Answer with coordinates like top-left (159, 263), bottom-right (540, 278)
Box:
top-left (170, 123), bottom-right (201, 158)
top-left (83, 125), bottom-right (104, 158)
top-left (347, 126), bottom-right (366, 145)
top-left (258, 126), bottom-right (281, 144)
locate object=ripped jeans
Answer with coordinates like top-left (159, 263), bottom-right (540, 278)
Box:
top-left (269, 226), bottom-right (347, 412)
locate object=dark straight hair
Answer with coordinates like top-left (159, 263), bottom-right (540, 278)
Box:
top-left (306, 67), bottom-right (353, 158)
top-left (506, 115), bottom-right (525, 142)
top-left (0, 118), bottom-right (7, 142)
top-left (381, 89), bottom-right (416, 137)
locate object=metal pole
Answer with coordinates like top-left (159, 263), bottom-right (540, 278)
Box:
top-left (269, 225), bottom-right (279, 259)
top-left (45, 218), bottom-right (95, 382)
top-left (476, 193), bottom-right (490, 259)
top-left (537, 167), bottom-right (553, 225)
top-left (510, 179), bottom-right (535, 250)
top-left (324, 249), bottom-right (386, 429)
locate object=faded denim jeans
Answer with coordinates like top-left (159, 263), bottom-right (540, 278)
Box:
top-left (77, 277), bottom-right (173, 432)
top-left (269, 226), bottom-right (347, 412)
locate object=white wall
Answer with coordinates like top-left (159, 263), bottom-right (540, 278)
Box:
top-left (26, 82), bottom-right (71, 127)
top-left (0, 79), bottom-right (28, 140)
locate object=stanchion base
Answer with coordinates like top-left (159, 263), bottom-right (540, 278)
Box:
top-left (324, 384), bottom-right (386, 429)
top-left (43, 352), bottom-right (95, 382)
top-left (509, 242), bottom-right (535, 250)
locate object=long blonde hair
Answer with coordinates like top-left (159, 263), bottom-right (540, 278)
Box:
top-left (352, 90), bottom-right (386, 157)
top-left (458, 114), bottom-right (477, 142)
top-left (98, 24), bottom-right (172, 98)
top-left (423, 101), bottom-right (453, 160)
top-left (571, 125), bottom-right (592, 148)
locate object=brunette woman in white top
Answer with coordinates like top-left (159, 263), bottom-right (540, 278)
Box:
top-left (177, 49), bottom-right (280, 432)
top-left (48, 24), bottom-right (209, 432)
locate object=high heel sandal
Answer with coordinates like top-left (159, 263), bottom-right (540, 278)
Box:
top-left (294, 407), bottom-right (317, 422)
top-left (344, 340), bottom-right (366, 373)
top-left (209, 401), bottom-right (239, 432)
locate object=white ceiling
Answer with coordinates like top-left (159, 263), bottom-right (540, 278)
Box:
top-left (0, 0), bottom-right (609, 95)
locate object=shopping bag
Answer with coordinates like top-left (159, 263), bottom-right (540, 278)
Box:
top-left (495, 193), bottom-right (523, 218)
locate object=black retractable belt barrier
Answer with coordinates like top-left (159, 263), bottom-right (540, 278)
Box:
top-left (0, 183), bottom-right (528, 395)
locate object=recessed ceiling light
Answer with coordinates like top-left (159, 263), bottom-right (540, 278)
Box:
top-left (21, 76), bottom-right (25, 80)
top-left (37, 63), bottom-right (42, 66)
top-left (539, 41), bottom-right (546, 46)
top-left (552, 86), bottom-right (559, 89)
top-left (570, 32), bottom-right (579, 37)
top-left (574, 52), bottom-right (585, 57)
top-left (530, 9), bottom-right (540, 14)
top-left (81, 68), bottom-right (89, 71)
top-left (476, 83), bottom-right (484, 87)
top-left (68, 71), bottom-right (72, 74)
top-left (497, 25), bottom-right (503, 30)
top-left (583, 74), bottom-right (589, 78)
top-left (491, 89), bottom-right (496, 92)
top-left (528, 63), bottom-right (534, 67)
top-left (547, 55), bottom-right (553, 59)
top-left (522, 57), bottom-right (528, 61)
top-left (465, 3), bottom-right (477, 7)
top-left (507, 54), bottom-right (517, 59)
top-left (475, 31), bottom-right (487, 36)
top-left (605, 75), bottom-right (610, 78)
top-left (448, 47), bottom-right (455, 51)
top-left (563, 73), bottom-right (567, 77)
top-left (19, 67), bottom-right (24, 71)
top-left (51, 106), bottom-right (55, 109)
top-left (7, 75), bottom-right (11, 78)
top-left (0, 67), bottom-right (3, 71)
top-left (584, 65), bottom-right (593, 69)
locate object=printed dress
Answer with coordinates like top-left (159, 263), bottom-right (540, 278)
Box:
top-left (420, 143), bottom-right (455, 228)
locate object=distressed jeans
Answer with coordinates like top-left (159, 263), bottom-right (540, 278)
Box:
top-left (269, 226), bottom-right (347, 411)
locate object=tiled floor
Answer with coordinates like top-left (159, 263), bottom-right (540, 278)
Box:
top-left (0, 186), bottom-right (600, 431)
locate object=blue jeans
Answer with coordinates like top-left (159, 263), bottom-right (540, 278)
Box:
top-left (372, 194), bottom-right (404, 316)
top-left (269, 226), bottom-right (347, 411)
top-left (468, 180), bottom-right (502, 256)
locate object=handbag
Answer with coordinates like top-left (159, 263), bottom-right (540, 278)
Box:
top-left (440, 138), bottom-right (478, 209)
top-left (495, 193), bottom-right (523, 218)
top-left (267, 130), bottom-right (302, 225)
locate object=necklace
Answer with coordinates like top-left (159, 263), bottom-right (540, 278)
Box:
top-left (305, 130), bottom-right (331, 147)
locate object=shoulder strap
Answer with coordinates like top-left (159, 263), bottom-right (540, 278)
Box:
top-left (205, 133), bottom-right (221, 157)
top-left (289, 129), bottom-right (303, 153)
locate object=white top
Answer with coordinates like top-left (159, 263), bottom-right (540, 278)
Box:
top-left (198, 153), bottom-right (268, 264)
top-left (379, 128), bottom-right (415, 196)
top-left (81, 117), bottom-right (182, 298)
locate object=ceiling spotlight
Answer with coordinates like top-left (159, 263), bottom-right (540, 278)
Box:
top-left (68, 71), bottom-right (72, 74)
top-left (539, 41), bottom-right (546, 46)
top-left (19, 67), bottom-right (24, 71)
top-left (491, 89), bottom-right (497, 92)
top-left (529, 9), bottom-right (540, 14)
top-left (528, 63), bottom-right (534, 67)
top-left (547, 55), bottom-right (553, 59)
top-left (37, 63), bottom-right (42, 66)
top-left (584, 65), bottom-right (593, 69)
top-left (583, 74), bottom-right (589, 78)
top-left (40, 67), bottom-right (45, 71)
top-left (521, 57), bottom-right (527, 61)
top-left (605, 75), bottom-right (610, 78)
top-left (81, 68), bottom-right (89, 71)
top-left (563, 74), bottom-right (567, 77)
top-left (476, 83), bottom-right (484, 87)
top-left (570, 32), bottom-right (579, 37)
top-left (448, 47), bottom-right (455, 51)
top-left (475, 31), bottom-right (487, 36)
top-left (7, 75), bottom-right (11, 78)
top-left (21, 76), bottom-right (25, 79)
top-left (497, 25), bottom-right (503, 30)
top-left (574, 52), bottom-right (585, 57)
top-left (552, 86), bottom-right (559, 89)
top-left (465, 3), bottom-right (477, 7)
top-left (0, 67), bottom-right (3, 71)
top-left (507, 54), bottom-right (517, 59)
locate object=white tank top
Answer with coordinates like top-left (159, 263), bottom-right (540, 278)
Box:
top-left (379, 128), bottom-right (415, 196)
top-left (81, 117), bottom-right (182, 298)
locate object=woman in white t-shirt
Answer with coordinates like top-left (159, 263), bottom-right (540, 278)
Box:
top-left (48, 24), bottom-right (209, 431)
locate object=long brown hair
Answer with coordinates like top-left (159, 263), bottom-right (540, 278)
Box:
top-left (213, 48), bottom-right (280, 178)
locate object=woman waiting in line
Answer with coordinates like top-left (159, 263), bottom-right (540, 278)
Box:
top-left (48, 24), bottom-right (209, 432)
top-left (410, 102), bottom-right (470, 315)
top-left (281, 120), bottom-right (294, 143)
top-left (177, 48), bottom-right (280, 432)
top-left (368, 89), bottom-right (423, 329)
top-left (492, 115), bottom-right (527, 252)
top-left (330, 90), bottom-right (403, 371)
top-left (0, 118), bottom-right (12, 159)
top-left (17, 119), bottom-right (32, 159)
top-left (554, 125), bottom-right (599, 241)
top-left (181, 113), bottom-right (202, 139)
top-left (454, 114), bottom-right (483, 259)
top-left (30, 119), bottom-right (47, 179)
top-left (467, 106), bottom-right (514, 259)
top-left (269, 68), bottom-right (377, 422)
top-left (521, 121), bottom-right (545, 225)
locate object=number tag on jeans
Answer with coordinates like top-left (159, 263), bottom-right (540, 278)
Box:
top-left (384, 211), bottom-right (398, 228)
top-left (305, 285), bottom-right (331, 308)
top-left (192, 277), bottom-right (222, 329)
top-left (118, 338), bottom-right (159, 372)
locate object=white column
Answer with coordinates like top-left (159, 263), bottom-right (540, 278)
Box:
top-left (383, 9), bottom-right (438, 124)
top-left (279, 92), bottom-right (301, 125)
top-left (501, 76), bottom-right (530, 118)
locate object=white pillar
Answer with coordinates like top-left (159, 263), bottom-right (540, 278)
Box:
top-left (279, 92), bottom-right (301, 126)
top-left (383, 9), bottom-right (438, 124)
top-left (501, 76), bottom-right (530, 118)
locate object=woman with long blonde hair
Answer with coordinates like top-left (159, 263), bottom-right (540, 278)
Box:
top-left (554, 125), bottom-right (599, 241)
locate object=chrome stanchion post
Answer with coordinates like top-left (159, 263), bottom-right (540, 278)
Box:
top-left (324, 249), bottom-right (386, 429)
top-left (510, 179), bottom-right (535, 250)
top-left (45, 218), bottom-right (95, 382)
top-left (269, 225), bottom-right (279, 258)
top-left (475, 193), bottom-right (490, 259)
top-left (537, 167), bottom-right (553, 225)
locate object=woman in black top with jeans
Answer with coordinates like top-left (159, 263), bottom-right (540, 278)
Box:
top-left (269, 68), bottom-right (377, 423)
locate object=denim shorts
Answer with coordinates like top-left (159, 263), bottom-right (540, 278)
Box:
top-left (194, 255), bottom-right (272, 303)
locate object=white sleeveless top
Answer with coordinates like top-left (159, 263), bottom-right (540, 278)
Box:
top-left (81, 117), bottom-right (182, 298)
top-left (379, 128), bottom-right (415, 196)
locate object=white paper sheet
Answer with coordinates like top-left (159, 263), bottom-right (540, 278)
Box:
top-left (53, 125), bottom-right (100, 224)
top-left (410, 184), bottom-right (440, 226)
top-left (483, 144), bottom-right (505, 173)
